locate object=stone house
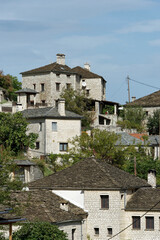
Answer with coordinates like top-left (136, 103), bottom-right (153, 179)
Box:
top-left (19, 54), bottom-right (122, 131)
top-left (22, 99), bottom-right (82, 158)
top-left (13, 160), bottom-right (43, 183)
top-left (20, 54), bottom-right (106, 107)
top-left (1, 190), bottom-right (87, 240)
top-left (127, 90), bottom-right (160, 116)
top-left (28, 157), bottom-right (160, 240)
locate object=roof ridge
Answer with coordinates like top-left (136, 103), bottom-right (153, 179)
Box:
top-left (45, 106), bottom-right (57, 116)
top-left (92, 159), bottom-right (120, 187)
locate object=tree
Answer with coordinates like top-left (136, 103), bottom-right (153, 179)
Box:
top-left (122, 144), bottom-right (160, 184)
top-left (60, 88), bottom-right (93, 128)
top-left (117, 106), bottom-right (146, 132)
top-left (0, 148), bottom-right (23, 206)
top-left (0, 71), bottom-right (21, 101)
top-left (69, 129), bottom-right (124, 166)
top-left (0, 112), bottom-right (37, 154)
top-left (147, 110), bottom-right (160, 135)
top-left (13, 222), bottom-right (68, 240)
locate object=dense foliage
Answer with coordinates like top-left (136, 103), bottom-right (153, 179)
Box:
top-left (69, 129), bottom-right (124, 166)
top-left (0, 112), bottom-right (37, 154)
top-left (122, 144), bottom-right (160, 184)
top-left (60, 88), bottom-right (93, 128)
top-left (117, 106), bottom-right (146, 132)
top-left (147, 110), bottom-right (160, 135)
top-left (13, 222), bottom-right (68, 240)
top-left (0, 148), bottom-right (23, 206)
top-left (0, 71), bottom-right (21, 101)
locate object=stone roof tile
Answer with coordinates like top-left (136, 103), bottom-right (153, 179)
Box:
top-left (29, 158), bottom-right (150, 190)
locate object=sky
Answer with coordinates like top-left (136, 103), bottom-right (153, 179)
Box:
top-left (1, 0), bottom-right (160, 104)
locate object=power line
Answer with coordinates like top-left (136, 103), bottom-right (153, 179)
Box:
top-left (129, 78), bottom-right (160, 90)
top-left (108, 195), bottom-right (160, 239)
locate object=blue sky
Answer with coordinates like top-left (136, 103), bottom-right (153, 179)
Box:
top-left (1, 0), bottom-right (160, 104)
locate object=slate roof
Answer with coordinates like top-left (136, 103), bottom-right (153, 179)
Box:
top-left (29, 158), bottom-right (150, 190)
top-left (71, 66), bottom-right (105, 80)
top-left (126, 188), bottom-right (160, 211)
top-left (116, 132), bottom-right (144, 146)
top-left (15, 88), bottom-right (38, 94)
top-left (127, 90), bottom-right (160, 107)
top-left (14, 159), bottom-right (36, 166)
top-left (21, 62), bottom-right (72, 75)
top-left (10, 190), bottom-right (87, 223)
top-left (147, 135), bottom-right (160, 146)
top-left (22, 107), bottom-right (82, 119)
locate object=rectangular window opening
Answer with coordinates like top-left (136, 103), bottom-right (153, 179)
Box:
top-left (59, 143), bottom-right (68, 152)
top-left (107, 228), bottom-right (112, 236)
top-left (41, 83), bottom-right (45, 92)
top-left (39, 123), bottom-right (42, 131)
top-left (56, 83), bottom-right (60, 91)
top-left (35, 142), bottom-right (40, 150)
top-left (101, 195), bottom-right (109, 209)
top-left (52, 122), bottom-right (57, 132)
top-left (146, 217), bottom-right (154, 230)
top-left (132, 216), bottom-right (140, 230)
top-left (94, 228), bottom-right (99, 235)
top-left (72, 229), bottom-right (76, 240)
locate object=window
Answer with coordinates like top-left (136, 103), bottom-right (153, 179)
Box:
top-left (56, 73), bottom-right (60, 77)
top-left (72, 229), bottom-right (76, 240)
top-left (41, 100), bottom-right (45, 105)
top-left (14, 167), bottom-right (25, 183)
top-left (132, 216), bottom-right (140, 230)
top-left (67, 74), bottom-right (70, 78)
top-left (107, 228), bottom-right (112, 236)
top-left (94, 228), bottom-right (99, 235)
top-left (56, 83), bottom-right (60, 91)
top-left (146, 217), bottom-right (154, 230)
top-left (33, 84), bottom-right (36, 90)
top-left (66, 83), bottom-right (71, 89)
top-left (39, 123), bottom-right (42, 131)
top-left (59, 143), bottom-right (68, 152)
top-left (35, 142), bottom-right (40, 149)
top-left (86, 89), bottom-right (90, 96)
top-left (41, 83), bottom-right (45, 92)
top-left (52, 122), bottom-right (57, 131)
top-left (101, 195), bottom-right (109, 209)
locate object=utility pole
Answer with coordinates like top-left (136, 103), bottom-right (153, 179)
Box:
top-left (127, 75), bottom-right (130, 103)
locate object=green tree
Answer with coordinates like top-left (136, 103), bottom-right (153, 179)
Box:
top-left (69, 129), bottom-right (124, 166)
top-left (0, 71), bottom-right (21, 101)
top-left (117, 107), bottom-right (146, 132)
top-left (13, 222), bottom-right (68, 240)
top-left (0, 112), bottom-right (37, 154)
top-left (60, 88), bottom-right (93, 128)
top-left (147, 110), bottom-right (160, 135)
top-left (122, 144), bottom-right (160, 184)
top-left (0, 148), bottom-right (23, 206)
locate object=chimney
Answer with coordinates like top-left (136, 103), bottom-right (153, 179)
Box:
top-left (84, 62), bottom-right (90, 71)
top-left (60, 202), bottom-right (68, 212)
top-left (56, 53), bottom-right (65, 65)
top-left (131, 96), bottom-right (136, 102)
top-left (148, 169), bottom-right (156, 188)
top-left (58, 98), bottom-right (65, 116)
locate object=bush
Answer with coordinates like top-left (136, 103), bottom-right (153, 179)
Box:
top-left (13, 222), bottom-right (68, 240)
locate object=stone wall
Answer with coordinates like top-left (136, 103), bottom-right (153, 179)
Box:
top-left (27, 118), bottom-right (81, 158)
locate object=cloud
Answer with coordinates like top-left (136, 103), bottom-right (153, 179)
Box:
top-left (117, 19), bottom-right (160, 34)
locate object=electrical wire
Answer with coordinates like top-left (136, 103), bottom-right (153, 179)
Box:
top-left (129, 78), bottom-right (160, 90)
top-left (108, 195), bottom-right (160, 239)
